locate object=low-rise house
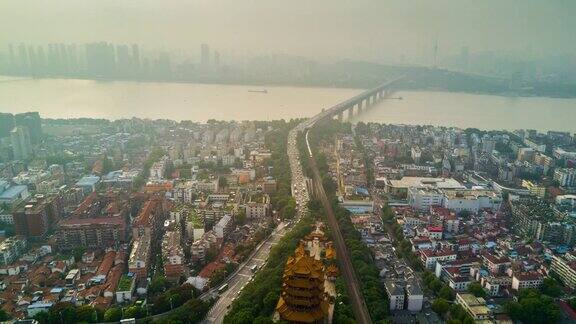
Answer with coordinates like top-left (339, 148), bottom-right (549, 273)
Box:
top-left (420, 249), bottom-right (457, 270)
top-left (115, 274), bottom-right (136, 303)
top-left (456, 293), bottom-right (490, 321)
top-left (511, 272), bottom-right (544, 291)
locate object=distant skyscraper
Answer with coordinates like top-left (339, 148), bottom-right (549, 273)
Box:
top-left (0, 113), bottom-right (15, 138)
top-left (59, 43), bottom-right (69, 73)
top-left (8, 44), bottom-right (16, 71)
top-left (116, 44), bottom-right (131, 76)
top-left (14, 112), bottom-right (42, 144)
top-left (85, 42), bottom-right (116, 77)
top-left (18, 44), bottom-right (29, 71)
top-left (131, 44), bottom-right (141, 73)
top-left (214, 51), bottom-right (220, 66)
top-left (460, 46), bottom-right (469, 71)
top-left (10, 126), bottom-right (32, 160)
top-left (201, 43), bottom-right (210, 67)
top-left (27, 45), bottom-right (37, 75)
top-left (36, 45), bottom-right (46, 74)
top-left (432, 39), bottom-right (439, 68)
top-left (67, 44), bottom-right (78, 73)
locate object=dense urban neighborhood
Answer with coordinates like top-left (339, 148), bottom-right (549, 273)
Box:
top-left (1, 110), bottom-right (576, 324)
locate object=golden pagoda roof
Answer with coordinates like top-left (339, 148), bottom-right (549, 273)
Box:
top-left (284, 245), bottom-right (324, 280)
top-left (276, 241), bottom-right (329, 323)
top-left (325, 244), bottom-right (336, 260)
top-left (305, 227), bottom-right (327, 241)
top-left (326, 264), bottom-right (339, 277)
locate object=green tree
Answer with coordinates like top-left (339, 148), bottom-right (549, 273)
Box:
top-left (218, 176), bottom-right (228, 189)
top-left (123, 306), bottom-right (142, 319)
top-left (33, 311), bottom-right (49, 324)
top-left (0, 309), bottom-right (9, 321)
top-left (48, 302), bottom-right (77, 323)
top-left (540, 277), bottom-right (562, 297)
top-left (76, 305), bottom-right (98, 322)
top-left (429, 278), bottom-right (443, 292)
top-left (73, 247), bottom-right (86, 263)
top-left (253, 316), bottom-right (274, 324)
top-left (439, 285), bottom-right (456, 301)
top-left (505, 290), bottom-right (561, 324)
top-left (431, 298), bottom-right (450, 316)
top-left (104, 307), bottom-right (122, 322)
top-left (235, 210), bottom-right (247, 225)
top-left (149, 275), bottom-right (171, 296)
top-left (467, 282), bottom-right (486, 298)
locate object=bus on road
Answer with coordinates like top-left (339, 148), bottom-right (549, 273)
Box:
top-left (218, 283), bottom-right (229, 293)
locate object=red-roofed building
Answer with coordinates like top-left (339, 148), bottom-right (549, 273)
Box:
top-left (512, 272), bottom-right (544, 290)
top-left (198, 262), bottom-right (225, 280)
top-left (482, 253), bottom-right (511, 275)
top-left (133, 198), bottom-right (164, 241)
top-left (420, 249), bottom-right (457, 270)
top-left (56, 191), bottom-right (129, 250)
top-left (96, 251), bottom-right (116, 278)
top-left (427, 225), bottom-right (443, 240)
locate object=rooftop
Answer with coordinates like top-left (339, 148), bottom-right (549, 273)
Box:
top-left (117, 274), bottom-right (134, 292)
top-left (75, 175), bottom-right (100, 187)
top-left (0, 185), bottom-right (28, 200)
top-left (390, 177), bottom-right (465, 190)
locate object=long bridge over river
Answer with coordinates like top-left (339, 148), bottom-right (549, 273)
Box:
top-left (301, 77), bottom-right (404, 324)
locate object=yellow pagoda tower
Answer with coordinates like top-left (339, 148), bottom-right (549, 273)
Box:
top-left (276, 243), bottom-right (329, 323)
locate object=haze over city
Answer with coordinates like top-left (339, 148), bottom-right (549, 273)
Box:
top-left (1, 1), bottom-right (576, 324)
top-left (2, 0), bottom-right (575, 63)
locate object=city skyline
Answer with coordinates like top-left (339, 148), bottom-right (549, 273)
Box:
top-left (1, 0), bottom-right (575, 64)
top-left (0, 1), bottom-right (575, 323)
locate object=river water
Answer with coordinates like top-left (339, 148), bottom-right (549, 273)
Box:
top-left (1, 77), bottom-right (575, 132)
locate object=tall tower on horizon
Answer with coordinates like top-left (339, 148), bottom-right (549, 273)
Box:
top-left (201, 43), bottom-right (210, 67)
top-left (432, 38), bottom-right (439, 68)
top-left (10, 126), bottom-right (32, 160)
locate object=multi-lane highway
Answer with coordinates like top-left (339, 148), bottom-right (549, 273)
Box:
top-left (203, 79), bottom-right (400, 323)
top-left (203, 221), bottom-right (292, 323)
top-left (203, 124), bottom-right (311, 324)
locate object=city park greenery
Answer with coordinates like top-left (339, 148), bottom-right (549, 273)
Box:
top-left (31, 284), bottom-right (211, 323)
top-left (504, 288), bottom-right (561, 324)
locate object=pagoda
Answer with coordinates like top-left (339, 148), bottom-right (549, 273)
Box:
top-left (276, 243), bottom-right (329, 323)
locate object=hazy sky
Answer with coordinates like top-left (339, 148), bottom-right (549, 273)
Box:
top-left (1, 0), bottom-right (575, 62)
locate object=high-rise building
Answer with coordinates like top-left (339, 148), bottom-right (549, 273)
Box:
top-left (214, 51), bottom-right (220, 66)
top-left (131, 44), bottom-right (141, 74)
top-left (27, 45), bottom-right (37, 75)
top-left (14, 112), bottom-right (42, 144)
top-left (201, 43), bottom-right (210, 67)
top-left (18, 44), bottom-right (29, 72)
top-left (8, 44), bottom-right (16, 71)
top-left (56, 191), bottom-right (129, 250)
top-left (10, 126), bottom-right (32, 160)
top-left (13, 197), bottom-right (50, 239)
top-left (0, 113), bottom-right (15, 138)
top-left (36, 45), bottom-right (46, 75)
top-left (85, 42), bottom-right (116, 77)
top-left (460, 46), bottom-right (469, 71)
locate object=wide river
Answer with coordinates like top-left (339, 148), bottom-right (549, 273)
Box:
top-left (1, 77), bottom-right (575, 132)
